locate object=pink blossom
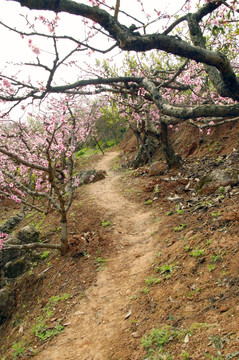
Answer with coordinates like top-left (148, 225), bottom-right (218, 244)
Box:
top-left (65, 151), bottom-right (72, 158)
top-left (0, 232), bottom-right (8, 250)
top-left (207, 128), bottom-right (211, 135)
top-left (89, 175), bottom-right (95, 182)
top-left (10, 194), bottom-right (21, 203)
top-left (74, 178), bottom-right (80, 187)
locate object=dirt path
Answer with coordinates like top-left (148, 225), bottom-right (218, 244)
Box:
top-left (35, 151), bottom-right (160, 360)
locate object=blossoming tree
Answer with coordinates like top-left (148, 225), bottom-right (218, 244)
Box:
top-left (0, 97), bottom-right (95, 254)
top-left (0, 0), bottom-right (238, 167)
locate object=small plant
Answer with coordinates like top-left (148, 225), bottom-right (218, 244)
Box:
top-left (145, 199), bottom-right (153, 205)
top-left (40, 251), bottom-right (50, 260)
top-left (101, 220), bottom-right (111, 227)
top-left (206, 239), bottom-right (212, 246)
top-left (33, 318), bottom-right (65, 341)
top-left (94, 257), bottom-right (107, 271)
top-left (142, 288), bottom-right (150, 294)
top-left (145, 276), bottom-right (161, 286)
top-left (184, 245), bottom-right (191, 252)
top-left (208, 264), bottom-right (215, 272)
top-left (141, 326), bottom-right (183, 359)
top-left (32, 293), bottom-right (71, 341)
top-left (155, 264), bottom-right (177, 279)
top-left (11, 340), bottom-right (26, 359)
top-left (211, 252), bottom-right (223, 263)
top-left (211, 211), bottom-right (221, 218)
top-left (188, 288), bottom-right (200, 298)
top-left (181, 351), bottom-right (191, 360)
top-left (174, 223), bottom-right (186, 232)
top-left (190, 247), bottom-right (205, 258)
top-left (166, 211), bottom-right (173, 216)
top-left (175, 204), bottom-right (184, 215)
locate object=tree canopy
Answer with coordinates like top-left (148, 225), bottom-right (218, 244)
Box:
top-left (0, 0), bottom-right (239, 119)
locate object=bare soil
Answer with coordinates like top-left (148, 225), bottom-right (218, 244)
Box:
top-left (1, 122), bottom-right (239, 360)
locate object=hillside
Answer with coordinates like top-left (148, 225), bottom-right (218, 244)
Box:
top-left (0, 122), bottom-right (239, 360)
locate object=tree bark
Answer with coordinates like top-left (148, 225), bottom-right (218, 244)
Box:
top-left (60, 214), bottom-right (69, 255)
top-left (160, 122), bottom-right (181, 169)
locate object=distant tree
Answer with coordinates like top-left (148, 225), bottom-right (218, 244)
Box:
top-left (0, 97), bottom-right (94, 254)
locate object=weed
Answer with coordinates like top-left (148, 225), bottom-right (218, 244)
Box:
top-left (32, 294), bottom-right (71, 341)
top-left (184, 245), bottom-right (191, 252)
top-left (145, 276), bottom-right (161, 286)
top-left (130, 295), bottom-right (137, 301)
top-left (155, 264), bottom-right (177, 279)
top-left (211, 252), bottom-right (223, 263)
top-left (218, 186), bottom-right (225, 193)
top-left (47, 294), bottom-right (71, 307)
top-left (181, 351), bottom-right (191, 360)
top-left (11, 340), bottom-right (26, 359)
top-left (101, 220), bottom-right (111, 227)
top-left (190, 247), bottom-right (205, 258)
top-left (166, 211), bottom-right (173, 216)
top-left (94, 257), bottom-right (107, 271)
top-left (33, 319), bottom-right (64, 341)
top-left (145, 199), bottom-right (153, 205)
top-left (211, 211), bottom-right (221, 218)
top-left (142, 288), bottom-right (150, 294)
top-left (187, 288), bottom-right (200, 298)
top-left (208, 264), bottom-right (215, 272)
top-left (206, 239), bottom-right (212, 246)
top-left (40, 251), bottom-right (50, 260)
top-left (174, 204), bottom-right (184, 215)
top-left (174, 223), bottom-right (186, 232)
top-left (208, 334), bottom-right (234, 358)
top-left (141, 326), bottom-right (185, 359)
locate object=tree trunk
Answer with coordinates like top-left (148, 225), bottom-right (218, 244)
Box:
top-left (130, 135), bottom-right (157, 169)
top-left (160, 122), bottom-right (182, 169)
top-left (60, 213), bottom-right (69, 255)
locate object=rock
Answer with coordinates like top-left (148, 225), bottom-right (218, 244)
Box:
top-left (76, 169), bottom-right (106, 186)
top-left (148, 161), bottom-right (168, 176)
top-left (0, 213), bottom-right (24, 234)
top-left (0, 227), bottom-right (39, 287)
top-left (17, 226), bottom-right (40, 244)
top-left (0, 287), bottom-right (14, 324)
top-left (227, 150), bottom-right (239, 163)
top-left (196, 169), bottom-right (239, 194)
top-left (0, 237), bottom-right (23, 267)
top-left (4, 257), bottom-right (29, 279)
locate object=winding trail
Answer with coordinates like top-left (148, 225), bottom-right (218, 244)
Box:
top-left (35, 151), bottom-right (160, 360)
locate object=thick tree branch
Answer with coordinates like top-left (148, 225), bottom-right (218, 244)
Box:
top-left (141, 78), bottom-right (239, 120)
top-left (2, 242), bottom-right (62, 251)
top-left (6, 0), bottom-right (239, 101)
top-left (0, 147), bottom-right (48, 171)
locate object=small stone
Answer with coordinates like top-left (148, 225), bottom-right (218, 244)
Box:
top-left (132, 332), bottom-right (139, 338)
top-left (148, 161), bottom-right (167, 176)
